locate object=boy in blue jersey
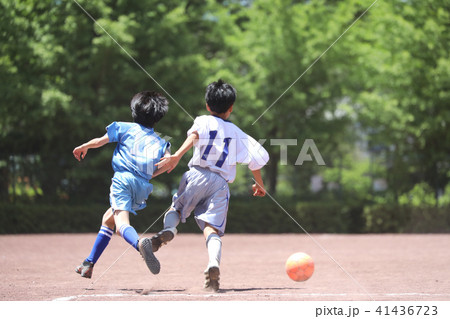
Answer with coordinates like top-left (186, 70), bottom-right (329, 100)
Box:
top-left (73, 91), bottom-right (170, 278)
top-left (152, 80), bottom-right (269, 291)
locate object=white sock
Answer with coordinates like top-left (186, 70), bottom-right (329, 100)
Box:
top-left (163, 210), bottom-right (180, 235)
top-left (206, 233), bottom-right (222, 269)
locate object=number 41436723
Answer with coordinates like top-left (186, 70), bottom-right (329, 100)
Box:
top-left (375, 305), bottom-right (438, 316)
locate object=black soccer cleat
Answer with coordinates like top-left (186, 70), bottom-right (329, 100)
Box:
top-left (151, 229), bottom-right (175, 252)
top-left (138, 238), bottom-right (161, 275)
top-left (75, 260), bottom-right (94, 279)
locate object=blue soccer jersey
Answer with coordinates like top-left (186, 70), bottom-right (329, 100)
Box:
top-left (106, 122), bottom-right (170, 181)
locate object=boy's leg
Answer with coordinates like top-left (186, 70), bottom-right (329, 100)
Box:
top-left (204, 225), bottom-right (222, 269)
top-left (114, 210), bottom-right (139, 250)
top-left (114, 210), bottom-right (160, 275)
top-left (203, 224), bottom-right (222, 292)
top-left (151, 208), bottom-right (180, 252)
top-left (164, 208), bottom-right (180, 234)
top-left (76, 208), bottom-right (115, 278)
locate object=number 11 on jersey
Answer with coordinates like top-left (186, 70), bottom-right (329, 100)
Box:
top-left (201, 130), bottom-right (232, 168)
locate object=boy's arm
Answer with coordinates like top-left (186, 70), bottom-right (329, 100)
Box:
top-left (156, 132), bottom-right (199, 173)
top-left (73, 134), bottom-right (109, 161)
top-left (251, 169), bottom-right (266, 197)
top-left (152, 149), bottom-right (171, 178)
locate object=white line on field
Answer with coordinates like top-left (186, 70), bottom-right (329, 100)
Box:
top-left (53, 292), bottom-right (450, 301)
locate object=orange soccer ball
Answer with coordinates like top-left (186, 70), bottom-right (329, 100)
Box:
top-left (285, 252), bottom-right (314, 282)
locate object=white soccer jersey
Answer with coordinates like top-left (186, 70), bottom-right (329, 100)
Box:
top-left (187, 115), bottom-right (269, 183)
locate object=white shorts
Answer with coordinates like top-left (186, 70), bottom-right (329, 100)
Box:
top-left (172, 166), bottom-right (230, 236)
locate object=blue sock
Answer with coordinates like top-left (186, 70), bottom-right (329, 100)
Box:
top-left (119, 224), bottom-right (139, 251)
top-left (86, 226), bottom-right (113, 264)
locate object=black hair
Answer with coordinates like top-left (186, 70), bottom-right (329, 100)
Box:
top-left (130, 91), bottom-right (168, 128)
top-left (205, 79), bottom-right (236, 114)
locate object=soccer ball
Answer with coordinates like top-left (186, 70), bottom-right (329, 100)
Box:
top-left (285, 252), bottom-right (314, 282)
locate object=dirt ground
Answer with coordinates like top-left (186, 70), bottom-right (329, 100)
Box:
top-left (1, 233), bottom-right (449, 301)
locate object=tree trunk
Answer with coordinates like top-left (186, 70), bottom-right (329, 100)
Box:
top-left (0, 165), bottom-right (8, 201)
top-left (266, 154), bottom-right (279, 195)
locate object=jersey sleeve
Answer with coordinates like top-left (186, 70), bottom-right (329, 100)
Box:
top-left (187, 116), bottom-right (209, 139)
top-left (106, 122), bottom-right (132, 143)
top-left (236, 132), bottom-right (270, 171)
top-left (161, 141), bottom-right (171, 157)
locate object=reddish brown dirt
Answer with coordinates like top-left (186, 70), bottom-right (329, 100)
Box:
top-left (1, 233), bottom-right (449, 301)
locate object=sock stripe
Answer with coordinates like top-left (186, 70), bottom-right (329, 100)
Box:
top-left (100, 226), bottom-right (114, 238)
top-left (119, 224), bottom-right (131, 237)
top-left (101, 226), bottom-right (113, 234)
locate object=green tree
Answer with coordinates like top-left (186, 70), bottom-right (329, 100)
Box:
top-left (218, 0), bottom-right (368, 195)
top-left (342, 0), bottom-right (450, 204)
top-left (0, 0), bottom-right (234, 202)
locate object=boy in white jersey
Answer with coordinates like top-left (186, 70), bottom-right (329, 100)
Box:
top-left (73, 91), bottom-right (170, 279)
top-left (152, 80), bottom-right (269, 291)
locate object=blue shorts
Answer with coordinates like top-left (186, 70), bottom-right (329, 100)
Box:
top-left (172, 166), bottom-right (230, 236)
top-left (109, 171), bottom-right (153, 215)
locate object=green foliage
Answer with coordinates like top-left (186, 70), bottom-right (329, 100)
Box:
top-left (322, 156), bottom-right (372, 203)
top-left (363, 204), bottom-right (450, 233)
top-left (438, 184), bottom-right (450, 207)
top-left (345, 0), bottom-right (450, 199)
top-left (2, 198), bottom-right (448, 234)
top-left (0, 199), bottom-right (355, 234)
top-left (0, 199), bottom-right (173, 234)
top-left (398, 182), bottom-right (437, 207)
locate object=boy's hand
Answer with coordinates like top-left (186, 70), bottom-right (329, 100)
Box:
top-left (251, 169), bottom-right (266, 197)
top-left (73, 145), bottom-right (88, 161)
top-left (156, 132), bottom-right (197, 174)
top-left (252, 183), bottom-right (266, 197)
top-left (72, 135), bottom-right (109, 162)
top-left (156, 154), bottom-right (180, 173)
